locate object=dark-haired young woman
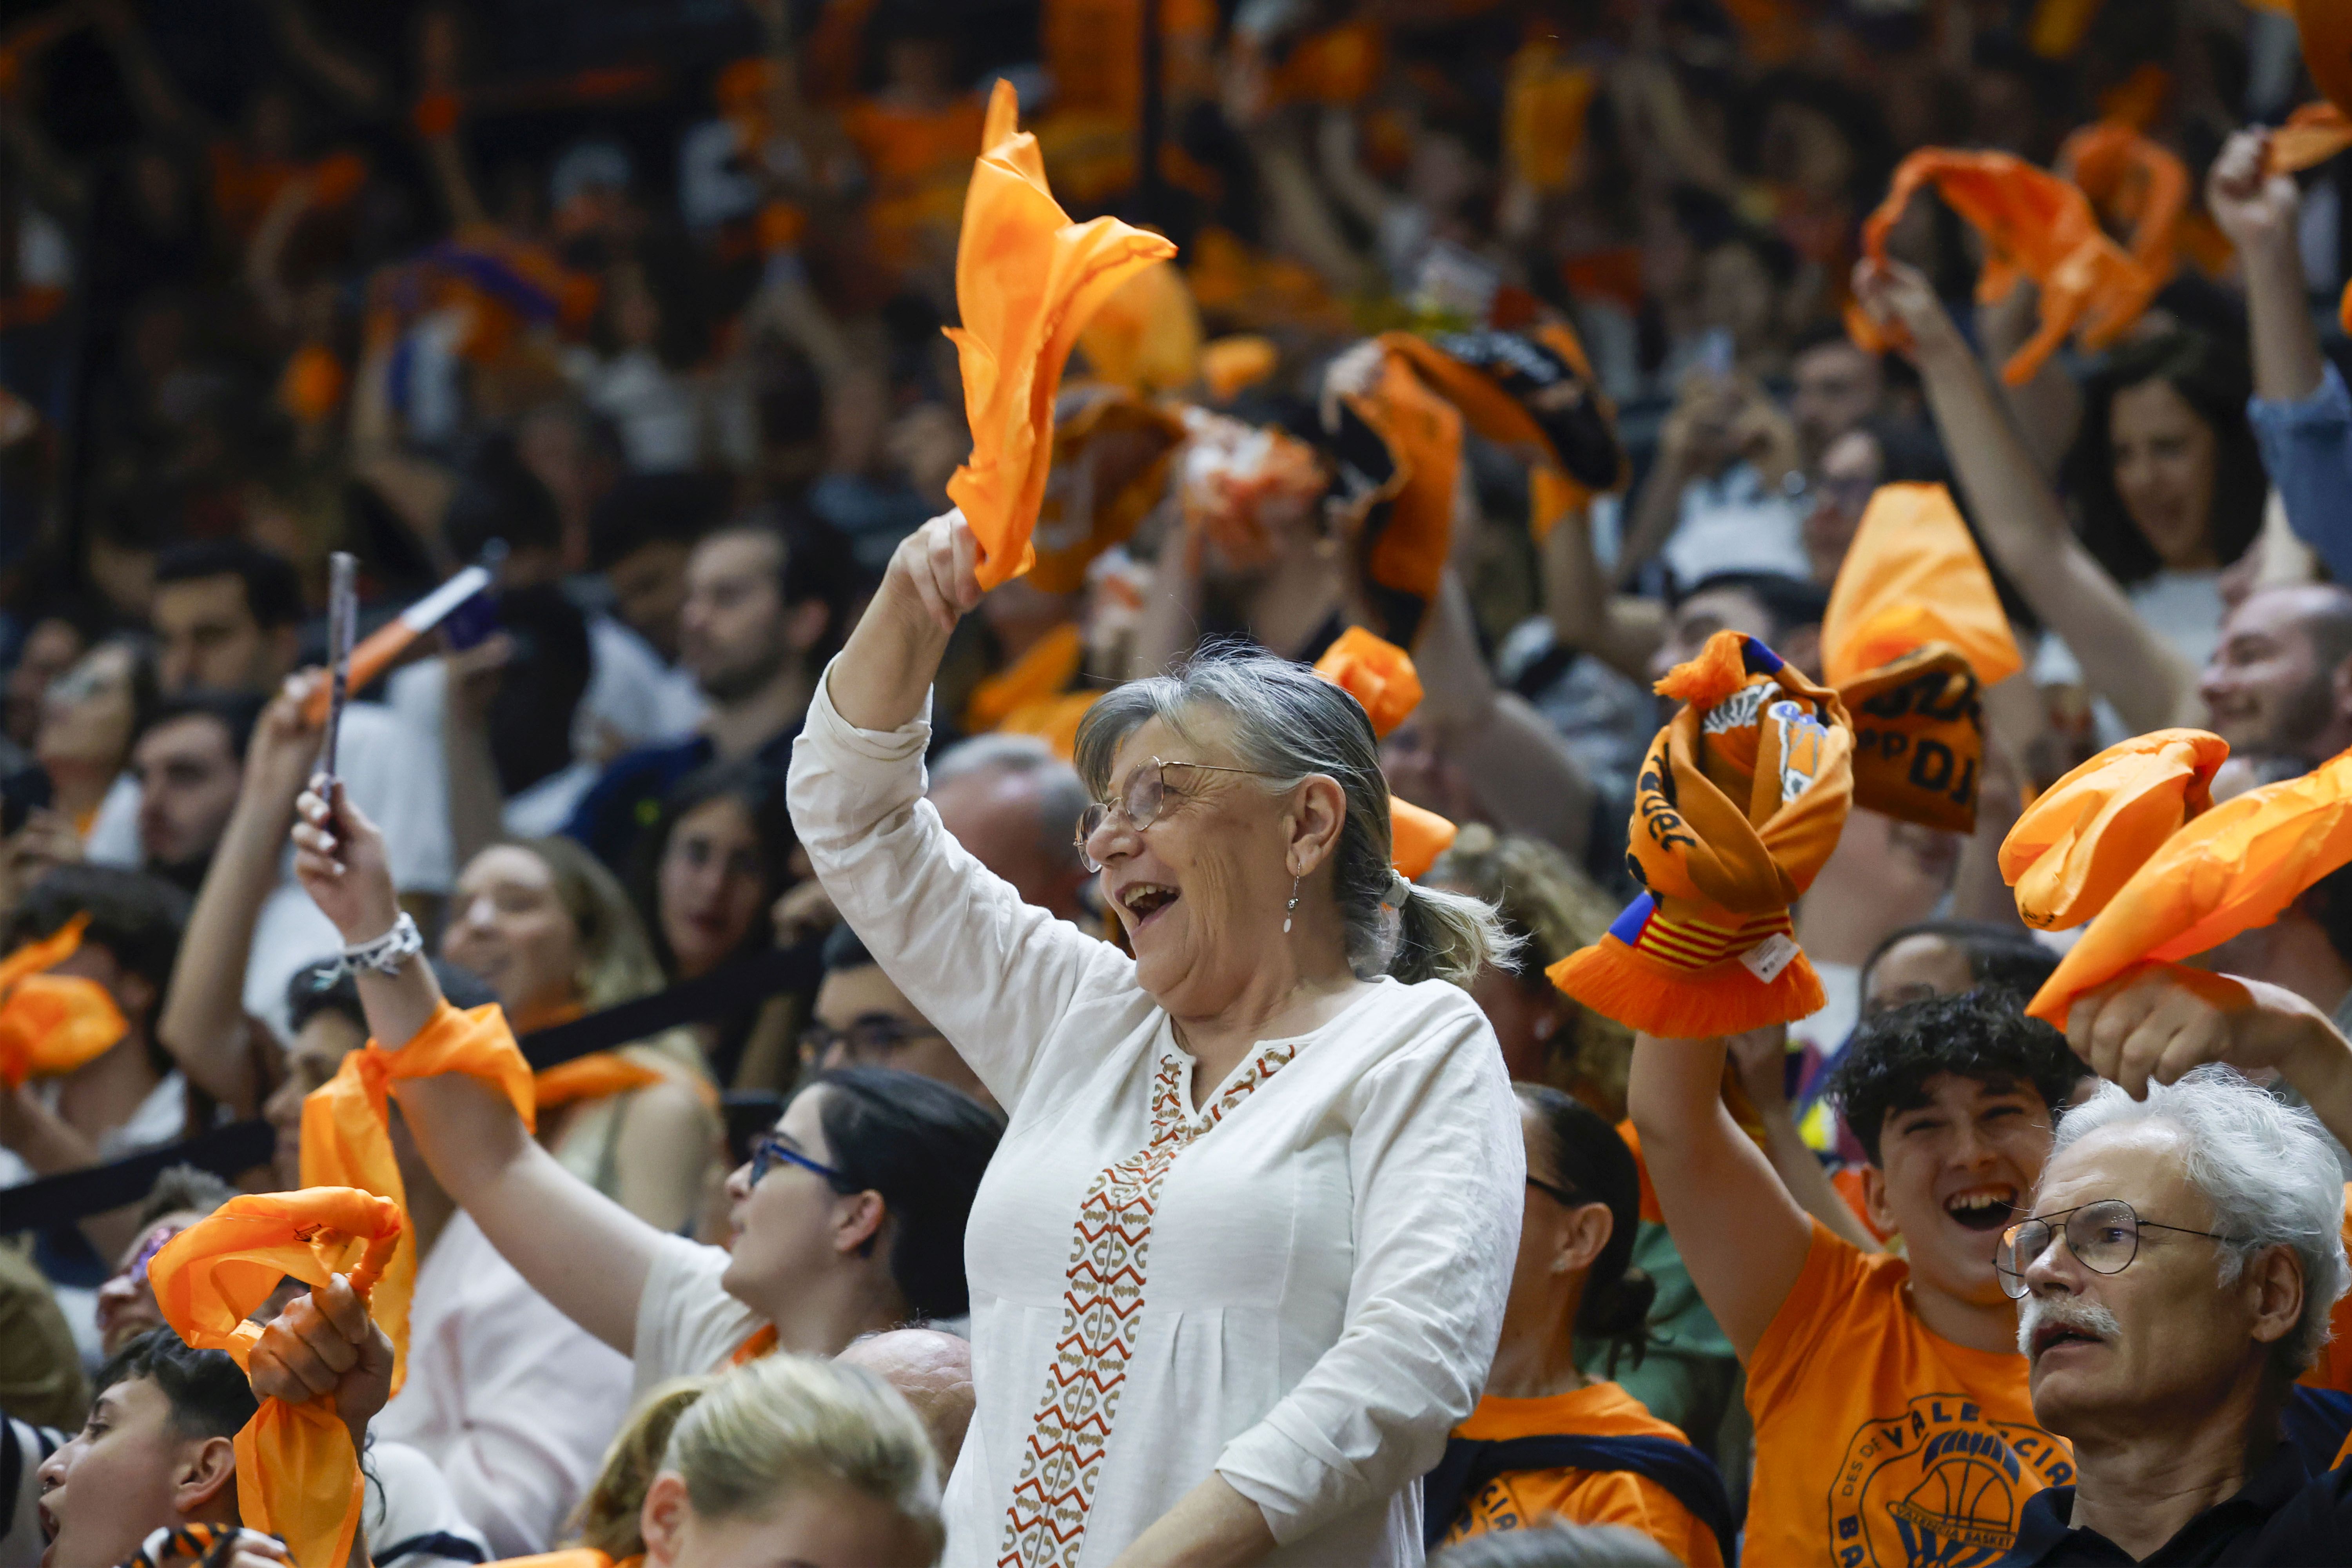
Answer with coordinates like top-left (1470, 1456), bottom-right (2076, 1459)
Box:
top-left (1425, 1087), bottom-right (1731, 1566)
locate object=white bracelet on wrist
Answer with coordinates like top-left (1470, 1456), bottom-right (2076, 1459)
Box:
top-left (310, 912), bottom-right (423, 989)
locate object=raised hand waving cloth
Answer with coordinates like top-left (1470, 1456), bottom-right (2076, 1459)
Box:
top-left (1999, 729), bottom-right (2230, 931)
top-left (1551, 631), bottom-right (1854, 1037)
top-left (946, 81), bottom-right (1178, 590)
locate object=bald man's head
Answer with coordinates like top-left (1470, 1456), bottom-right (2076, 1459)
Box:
top-left (838, 1328), bottom-right (975, 1474)
top-left (2201, 584), bottom-right (2352, 763)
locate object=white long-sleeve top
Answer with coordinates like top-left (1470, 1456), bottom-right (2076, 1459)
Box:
top-left (787, 668), bottom-right (1523, 1567)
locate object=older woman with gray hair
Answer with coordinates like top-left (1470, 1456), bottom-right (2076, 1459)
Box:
top-left (790, 510), bottom-right (1525, 1567)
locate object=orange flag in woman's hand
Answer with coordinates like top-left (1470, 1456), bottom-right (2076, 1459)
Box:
top-left (147, 1188), bottom-right (404, 1568)
top-left (301, 1001), bottom-right (536, 1396)
top-left (2027, 748), bottom-right (2352, 1024)
top-left (946, 81), bottom-right (1178, 589)
top-left (0, 914), bottom-right (128, 1087)
top-left (1999, 729), bottom-right (2230, 931)
top-left (1849, 149), bottom-right (2161, 385)
top-left (2058, 121), bottom-right (2190, 283)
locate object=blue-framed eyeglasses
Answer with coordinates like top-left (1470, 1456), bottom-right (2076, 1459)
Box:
top-left (749, 1133), bottom-right (848, 1190)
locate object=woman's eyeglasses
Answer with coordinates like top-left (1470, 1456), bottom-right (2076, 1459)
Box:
top-left (1994, 1198), bottom-right (2238, 1299)
top-left (748, 1133), bottom-right (848, 1190)
top-left (1075, 758), bottom-right (1283, 873)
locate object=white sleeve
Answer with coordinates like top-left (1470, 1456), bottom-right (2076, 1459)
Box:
top-left (1212, 1005), bottom-right (1523, 1542)
top-left (785, 661), bottom-right (1138, 1112)
top-left (361, 1440), bottom-right (493, 1568)
top-left (345, 697), bottom-right (453, 896)
top-left (2, 1417), bottom-right (64, 1568)
top-left (631, 1232), bottom-right (763, 1396)
top-left (81, 774), bottom-right (143, 868)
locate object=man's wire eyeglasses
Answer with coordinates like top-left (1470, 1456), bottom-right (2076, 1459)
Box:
top-left (1994, 1198), bottom-right (2239, 1299)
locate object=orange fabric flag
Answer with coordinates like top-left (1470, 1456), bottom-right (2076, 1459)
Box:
top-left (1849, 149), bottom-right (2161, 386)
top-left (0, 914), bottom-right (129, 1088)
top-left (1821, 483), bottom-right (2025, 834)
top-left (2058, 122), bottom-right (2190, 284)
top-left (1380, 325), bottom-right (1625, 524)
top-left (1552, 633), bottom-right (1855, 1037)
top-left (1391, 798), bottom-right (1459, 881)
top-left (1332, 348), bottom-right (1464, 647)
top-left (2026, 748), bottom-right (2352, 1023)
top-left (147, 1188), bottom-right (404, 1568)
top-left (2271, 101), bottom-right (2352, 178)
top-left (1076, 260), bottom-right (1203, 393)
top-left (1031, 388), bottom-right (1188, 595)
top-left (1504, 40), bottom-right (1596, 196)
top-left (1314, 626), bottom-right (1425, 742)
top-left (1998, 729), bottom-right (2230, 931)
top-left (945, 81), bottom-right (1178, 590)
top-left (300, 1002), bottom-right (537, 1394)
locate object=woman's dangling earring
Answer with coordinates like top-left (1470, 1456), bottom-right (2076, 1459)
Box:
top-left (1283, 872), bottom-right (1301, 934)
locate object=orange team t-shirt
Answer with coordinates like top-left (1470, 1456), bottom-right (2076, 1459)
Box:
top-left (1745, 1220), bottom-right (2074, 1568)
top-left (1438, 1382), bottom-right (1727, 1567)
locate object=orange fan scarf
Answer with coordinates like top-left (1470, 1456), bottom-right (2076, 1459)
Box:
top-left (1999, 729), bottom-right (2230, 931)
top-left (0, 913), bottom-right (129, 1089)
top-left (1030, 387), bottom-right (1189, 595)
top-left (1309, 627), bottom-right (1459, 879)
top-left (1328, 348), bottom-right (1464, 648)
top-left (1550, 632), bottom-right (1855, 1038)
top-left (1379, 325), bottom-right (1626, 531)
top-left (2026, 746), bottom-right (2352, 1024)
top-left (146, 1188), bottom-right (404, 1568)
top-left (944, 81), bottom-right (1178, 590)
top-left (1847, 149), bottom-right (2161, 386)
top-left (2057, 121), bottom-right (2190, 284)
top-left (1820, 483), bottom-right (2024, 834)
top-left (300, 1001), bottom-right (537, 1393)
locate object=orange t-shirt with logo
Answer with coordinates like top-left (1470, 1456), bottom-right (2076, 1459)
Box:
top-left (1437, 1381), bottom-right (1726, 1568)
top-left (1745, 1221), bottom-right (2074, 1567)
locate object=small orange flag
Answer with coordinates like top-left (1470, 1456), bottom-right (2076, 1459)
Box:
top-left (300, 1002), bottom-right (537, 1394)
top-left (0, 914), bottom-right (129, 1087)
top-left (1999, 729), bottom-right (2230, 931)
top-left (945, 81), bottom-right (1178, 590)
top-left (147, 1188), bottom-right (404, 1568)
top-left (2027, 747), bottom-right (2352, 1023)
top-left (1849, 149), bottom-right (2161, 386)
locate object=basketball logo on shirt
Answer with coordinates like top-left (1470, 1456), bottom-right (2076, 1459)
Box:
top-left (1828, 1393), bottom-right (2073, 1567)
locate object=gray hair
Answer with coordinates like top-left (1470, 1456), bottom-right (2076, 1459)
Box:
top-left (2055, 1065), bottom-right (2351, 1377)
top-left (1074, 645), bottom-right (1514, 987)
top-left (929, 733), bottom-right (1089, 875)
top-left (1431, 1523), bottom-right (1683, 1568)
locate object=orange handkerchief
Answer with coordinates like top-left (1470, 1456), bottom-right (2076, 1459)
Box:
top-left (1201, 335), bottom-right (1278, 403)
top-left (1075, 259), bottom-right (1202, 394)
top-left (1999, 729), bottom-right (2230, 930)
top-left (945, 81), bottom-right (1178, 590)
top-left (0, 914), bottom-right (127, 1088)
top-left (301, 1001), bottom-right (536, 1395)
top-left (147, 1188), bottom-right (403, 1568)
top-left (1551, 632), bottom-right (1855, 1037)
top-left (1381, 325), bottom-right (1625, 517)
top-left (1391, 797), bottom-right (1459, 881)
top-left (1821, 483), bottom-right (2024, 833)
top-left (2027, 747), bottom-right (2352, 1023)
top-left (1504, 40), bottom-right (1596, 196)
top-left (1849, 149), bottom-right (2161, 386)
top-left (2058, 121), bottom-right (2190, 283)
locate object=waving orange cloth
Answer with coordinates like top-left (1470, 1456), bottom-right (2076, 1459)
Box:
top-left (301, 1002), bottom-right (537, 1393)
top-left (1075, 260), bottom-right (1203, 394)
top-left (1552, 632), bottom-right (1855, 1037)
top-left (1334, 349), bottom-right (1465, 648)
top-left (1201, 335), bottom-right (1278, 403)
top-left (0, 914), bottom-right (129, 1088)
top-left (1381, 325), bottom-right (1626, 523)
top-left (966, 622), bottom-right (1102, 759)
top-left (147, 1188), bottom-right (404, 1568)
top-left (2026, 748), bottom-right (2352, 1024)
top-left (1031, 389), bottom-right (1188, 595)
top-left (1504, 40), bottom-right (1596, 196)
top-left (1999, 730), bottom-right (2231, 931)
top-left (1307, 628), bottom-right (1459, 879)
top-left (1820, 483), bottom-right (2024, 834)
top-left (2270, 102), bottom-right (2352, 175)
top-left (2058, 122), bottom-right (2190, 284)
top-left (945, 81), bottom-right (1178, 591)
top-left (1848, 149), bottom-right (2160, 386)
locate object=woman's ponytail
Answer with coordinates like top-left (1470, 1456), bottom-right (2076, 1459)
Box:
top-left (1518, 1084), bottom-right (1653, 1373)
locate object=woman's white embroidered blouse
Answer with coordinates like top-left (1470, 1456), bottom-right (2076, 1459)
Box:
top-left (787, 670), bottom-right (1523, 1566)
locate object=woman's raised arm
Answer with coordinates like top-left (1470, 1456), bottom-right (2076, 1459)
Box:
top-left (291, 781), bottom-right (659, 1354)
top-left (826, 510), bottom-right (984, 732)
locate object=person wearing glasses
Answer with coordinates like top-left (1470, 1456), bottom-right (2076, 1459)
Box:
top-left (1628, 987), bottom-right (2086, 1565)
top-left (1424, 1086), bottom-right (1731, 1564)
top-left (786, 508), bottom-right (1523, 1567)
top-left (802, 922), bottom-right (996, 1114)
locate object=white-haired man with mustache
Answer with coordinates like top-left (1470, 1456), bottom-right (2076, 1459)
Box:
top-left (1996, 965), bottom-right (2352, 1563)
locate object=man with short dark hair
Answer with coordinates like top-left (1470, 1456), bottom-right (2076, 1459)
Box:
top-left (804, 923), bottom-right (995, 1114)
top-left (928, 733), bottom-right (1091, 926)
top-left (127, 693), bottom-right (261, 892)
top-left (1789, 327), bottom-right (1889, 467)
top-left (1649, 570), bottom-right (1829, 694)
top-left (2200, 583), bottom-right (2352, 771)
top-left (589, 471), bottom-right (727, 664)
top-left (148, 541), bottom-right (306, 696)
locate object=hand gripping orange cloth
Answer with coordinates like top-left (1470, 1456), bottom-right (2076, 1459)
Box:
top-left (301, 1001), bottom-right (537, 1396)
top-left (1309, 628), bottom-right (1460, 880)
top-left (146, 1188), bottom-right (403, 1568)
top-left (0, 914), bottom-right (129, 1088)
top-left (1820, 483), bottom-right (2025, 834)
top-left (1847, 149), bottom-right (2161, 386)
top-left (944, 81), bottom-right (1178, 590)
top-left (1380, 326), bottom-right (1626, 523)
top-left (1999, 729), bottom-right (2230, 931)
top-left (2057, 121), bottom-right (2190, 284)
top-left (1551, 632), bottom-right (1855, 1037)
top-left (2026, 747), bottom-right (2352, 1024)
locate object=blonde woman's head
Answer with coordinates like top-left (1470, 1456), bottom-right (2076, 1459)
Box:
top-left (442, 836), bottom-right (666, 1021)
top-left (581, 1355), bottom-right (944, 1568)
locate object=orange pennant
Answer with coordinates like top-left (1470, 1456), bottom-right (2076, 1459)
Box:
top-left (1998, 729), bottom-right (2230, 931)
top-left (2027, 747), bottom-right (2352, 1023)
top-left (945, 81), bottom-right (1179, 590)
top-left (300, 1002), bottom-right (537, 1397)
top-left (1851, 149), bottom-right (2162, 386)
top-left (147, 1189), bottom-right (404, 1568)
top-left (0, 914), bottom-right (129, 1088)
